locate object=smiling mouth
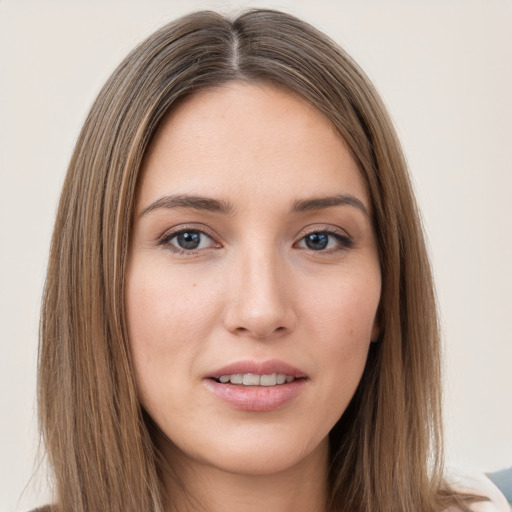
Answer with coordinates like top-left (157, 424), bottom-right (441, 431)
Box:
top-left (206, 364), bottom-right (307, 411)
top-left (215, 373), bottom-right (298, 386)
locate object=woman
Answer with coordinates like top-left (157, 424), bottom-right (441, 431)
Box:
top-left (36, 9), bottom-right (509, 512)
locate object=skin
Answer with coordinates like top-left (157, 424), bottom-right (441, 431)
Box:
top-left (126, 82), bottom-right (381, 512)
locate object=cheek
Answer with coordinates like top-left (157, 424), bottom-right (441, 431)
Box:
top-left (302, 264), bottom-right (380, 342)
top-left (125, 262), bottom-right (218, 400)
top-left (127, 260), bottom-right (217, 343)
top-left (300, 266), bottom-right (380, 413)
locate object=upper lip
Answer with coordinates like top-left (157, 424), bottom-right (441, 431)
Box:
top-left (207, 359), bottom-right (307, 380)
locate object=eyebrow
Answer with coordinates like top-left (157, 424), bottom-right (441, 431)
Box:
top-left (290, 194), bottom-right (369, 217)
top-left (140, 194), bottom-right (235, 217)
top-left (140, 193), bottom-right (369, 217)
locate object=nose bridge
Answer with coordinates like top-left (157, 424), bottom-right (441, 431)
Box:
top-left (224, 240), bottom-right (296, 338)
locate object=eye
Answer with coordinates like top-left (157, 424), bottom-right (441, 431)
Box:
top-left (160, 228), bottom-right (218, 254)
top-left (295, 230), bottom-right (353, 252)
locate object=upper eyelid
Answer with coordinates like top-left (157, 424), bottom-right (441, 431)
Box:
top-left (158, 224), bottom-right (219, 244)
top-left (294, 224), bottom-right (351, 239)
top-left (295, 230), bottom-right (352, 246)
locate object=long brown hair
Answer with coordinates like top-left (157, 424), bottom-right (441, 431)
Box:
top-left (38, 9), bottom-right (477, 512)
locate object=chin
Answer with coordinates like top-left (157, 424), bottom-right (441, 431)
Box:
top-left (179, 427), bottom-right (329, 477)
top-left (220, 449), bottom-right (309, 476)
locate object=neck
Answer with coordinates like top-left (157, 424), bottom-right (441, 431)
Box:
top-left (161, 440), bottom-right (330, 512)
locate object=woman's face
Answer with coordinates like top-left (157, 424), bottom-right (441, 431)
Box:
top-left (126, 82), bottom-right (381, 476)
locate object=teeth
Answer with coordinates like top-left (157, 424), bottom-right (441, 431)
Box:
top-left (260, 374), bottom-right (277, 386)
top-left (243, 374), bottom-right (261, 386)
top-left (217, 373), bottom-right (296, 386)
top-left (230, 374), bottom-right (243, 384)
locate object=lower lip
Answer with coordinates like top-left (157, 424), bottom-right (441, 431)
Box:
top-left (204, 379), bottom-right (306, 412)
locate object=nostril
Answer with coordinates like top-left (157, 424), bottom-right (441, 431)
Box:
top-left (234, 325), bottom-right (288, 339)
top-left (223, 295), bottom-right (297, 338)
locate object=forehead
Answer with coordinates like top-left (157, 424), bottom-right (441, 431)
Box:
top-left (137, 82), bottom-right (370, 212)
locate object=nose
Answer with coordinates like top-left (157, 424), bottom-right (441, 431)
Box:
top-left (222, 248), bottom-right (297, 340)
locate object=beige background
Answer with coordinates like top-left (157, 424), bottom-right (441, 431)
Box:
top-left (1, 1), bottom-right (511, 510)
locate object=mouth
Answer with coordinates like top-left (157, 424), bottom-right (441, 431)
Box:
top-left (207, 359), bottom-right (307, 384)
top-left (215, 373), bottom-right (298, 386)
top-left (204, 360), bottom-right (308, 411)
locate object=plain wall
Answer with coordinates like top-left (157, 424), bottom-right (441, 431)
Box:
top-left (1, 1), bottom-right (511, 510)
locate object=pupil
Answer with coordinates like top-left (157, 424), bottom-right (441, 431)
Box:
top-left (177, 231), bottom-right (200, 250)
top-left (306, 233), bottom-right (328, 250)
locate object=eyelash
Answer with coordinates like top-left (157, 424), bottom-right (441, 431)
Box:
top-left (158, 225), bottom-right (219, 256)
top-left (158, 225), bottom-right (353, 256)
top-left (295, 226), bottom-right (354, 253)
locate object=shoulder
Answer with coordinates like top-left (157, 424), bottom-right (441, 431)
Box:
top-left (448, 470), bottom-right (511, 512)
